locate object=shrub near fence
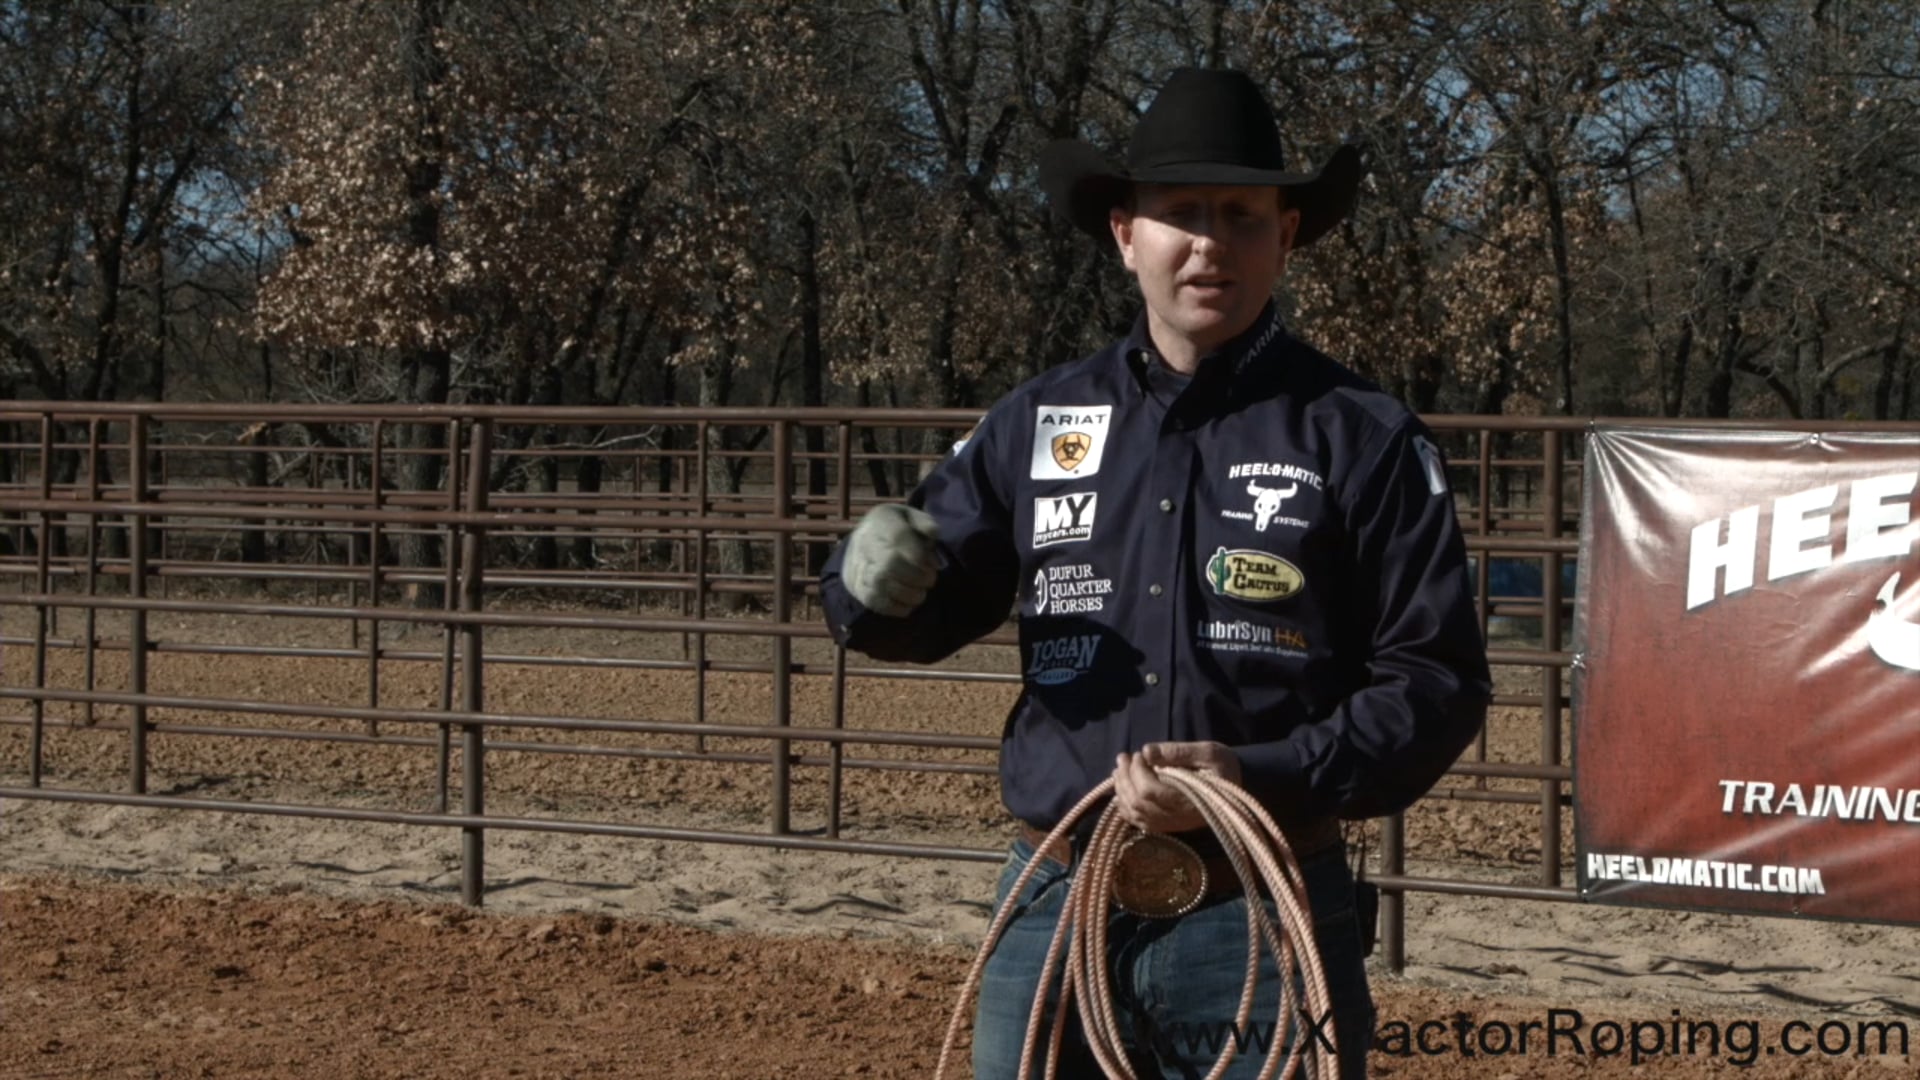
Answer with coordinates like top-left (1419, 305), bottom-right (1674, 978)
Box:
top-left (0, 401), bottom-right (1606, 972)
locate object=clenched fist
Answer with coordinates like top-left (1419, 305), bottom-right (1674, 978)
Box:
top-left (1112, 742), bottom-right (1245, 834)
top-left (842, 504), bottom-right (941, 617)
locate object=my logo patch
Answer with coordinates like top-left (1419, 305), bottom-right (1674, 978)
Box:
top-left (1033, 493), bottom-right (1097, 548)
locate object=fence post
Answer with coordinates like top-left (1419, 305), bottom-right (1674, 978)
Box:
top-left (1472, 429), bottom-right (1493, 783)
top-left (83, 418), bottom-right (102, 727)
top-left (1540, 429), bottom-right (1565, 887)
top-left (771, 419), bottom-right (793, 836)
top-left (308, 448), bottom-right (321, 606)
top-left (459, 418), bottom-right (491, 907)
top-left (1381, 813), bottom-right (1406, 973)
top-left (828, 420), bottom-right (853, 839)
top-left (693, 422), bottom-right (709, 748)
top-left (436, 419), bottom-right (462, 813)
top-left (29, 413), bottom-right (52, 786)
top-left (366, 418), bottom-right (383, 734)
top-left (128, 413), bottom-right (150, 795)
top-left (156, 426), bottom-right (168, 601)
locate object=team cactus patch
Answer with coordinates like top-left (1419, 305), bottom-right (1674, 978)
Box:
top-left (1205, 547), bottom-right (1304, 602)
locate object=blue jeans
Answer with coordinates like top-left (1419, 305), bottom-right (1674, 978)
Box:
top-left (973, 838), bottom-right (1375, 1079)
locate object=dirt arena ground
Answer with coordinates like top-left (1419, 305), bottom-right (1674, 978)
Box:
top-left (4, 607), bottom-right (1918, 1076)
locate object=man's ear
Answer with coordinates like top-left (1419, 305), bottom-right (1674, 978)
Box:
top-left (1109, 207), bottom-right (1136, 271)
top-left (1275, 206), bottom-right (1302, 273)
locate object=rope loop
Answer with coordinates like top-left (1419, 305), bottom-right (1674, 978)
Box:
top-left (935, 767), bottom-right (1338, 1079)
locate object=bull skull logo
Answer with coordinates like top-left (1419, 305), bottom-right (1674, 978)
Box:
top-left (1868, 572), bottom-right (1919, 673)
top-left (1245, 480), bottom-right (1299, 532)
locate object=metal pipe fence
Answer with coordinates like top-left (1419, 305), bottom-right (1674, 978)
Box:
top-left (9, 402), bottom-right (1875, 969)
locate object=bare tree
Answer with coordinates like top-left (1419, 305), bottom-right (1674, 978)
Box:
top-left (9, 0), bottom-right (1916, 441)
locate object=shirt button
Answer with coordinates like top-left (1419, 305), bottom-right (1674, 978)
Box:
top-left (1149, 584), bottom-right (1164, 597)
top-left (1145, 672), bottom-right (1161, 687)
top-left (1159, 498), bottom-right (1174, 513)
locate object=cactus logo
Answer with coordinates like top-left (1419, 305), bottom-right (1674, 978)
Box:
top-left (1205, 547), bottom-right (1304, 602)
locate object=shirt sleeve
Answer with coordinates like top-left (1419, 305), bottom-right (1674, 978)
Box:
top-left (1234, 419), bottom-right (1493, 821)
top-left (819, 410), bottom-right (1022, 663)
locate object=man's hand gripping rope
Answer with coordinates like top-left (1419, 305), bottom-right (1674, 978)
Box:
top-left (934, 767), bottom-right (1340, 1079)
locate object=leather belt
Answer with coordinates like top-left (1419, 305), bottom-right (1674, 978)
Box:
top-left (1016, 816), bottom-right (1343, 917)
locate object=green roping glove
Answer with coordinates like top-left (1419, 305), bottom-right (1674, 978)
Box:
top-left (842, 504), bottom-right (940, 617)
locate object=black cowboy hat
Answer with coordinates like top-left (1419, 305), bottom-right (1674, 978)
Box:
top-left (1039, 68), bottom-right (1363, 248)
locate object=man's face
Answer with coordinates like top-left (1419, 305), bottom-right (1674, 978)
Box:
top-left (1110, 183), bottom-right (1300, 362)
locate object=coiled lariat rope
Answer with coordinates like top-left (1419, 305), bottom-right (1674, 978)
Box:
top-left (934, 767), bottom-right (1338, 1080)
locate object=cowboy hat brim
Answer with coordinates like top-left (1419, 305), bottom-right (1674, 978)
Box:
top-left (1039, 140), bottom-right (1364, 249)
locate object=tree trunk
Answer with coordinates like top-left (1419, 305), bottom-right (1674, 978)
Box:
top-left (398, 360), bottom-right (451, 607)
top-left (1659, 322), bottom-right (1694, 418)
top-left (1702, 255), bottom-right (1761, 419)
top-left (97, 448), bottom-right (125, 566)
top-left (83, 9), bottom-right (146, 406)
top-left (524, 360), bottom-right (564, 571)
top-left (1543, 179), bottom-right (1577, 415)
top-left (857, 379), bottom-right (891, 499)
top-left (1870, 312), bottom-right (1906, 421)
top-left (1025, 234), bottom-right (1085, 381)
top-left (926, 212), bottom-right (969, 409)
top-left (700, 342), bottom-right (749, 613)
top-left (1900, 351), bottom-right (1915, 421)
top-left (570, 447), bottom-right (602, 570)
top-left (397, 0), bottom-right (452, 609)
top-left (0, 389), bottom-right (14, 557)
top-left (242, 342), bottom-right (273, 563)
top-left (797, 208), bottom-right (831, 576)
top-left (529, 443), bottom-right (561, 571)
top-left (645, 340), bottom-right (679, 568)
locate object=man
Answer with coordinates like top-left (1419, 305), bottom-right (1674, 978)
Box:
top-left (820, 68), bottom-right (1490, 1079)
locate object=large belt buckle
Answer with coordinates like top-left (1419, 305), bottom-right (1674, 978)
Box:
top-left (1111, 832), bottom-right (1208, 918)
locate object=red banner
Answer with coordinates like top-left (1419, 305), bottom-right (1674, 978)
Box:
top-left (1574, 427), bottom-right (1920, 922)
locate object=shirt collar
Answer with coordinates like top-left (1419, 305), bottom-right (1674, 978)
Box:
top-left (1121, 301), bottom-right (1290, 407)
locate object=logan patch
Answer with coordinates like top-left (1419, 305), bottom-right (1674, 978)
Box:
top-left (1026, 634), bottom-right (1101, 685)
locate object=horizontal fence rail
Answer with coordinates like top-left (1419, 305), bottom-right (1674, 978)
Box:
top-left (8, 403), bottom-right (1877, 969)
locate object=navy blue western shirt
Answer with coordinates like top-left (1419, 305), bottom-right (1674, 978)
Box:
top-left (821, 304), bottom-right (1492, 831)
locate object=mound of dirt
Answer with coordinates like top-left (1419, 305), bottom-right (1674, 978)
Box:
top-left (6, 875), bottom-right (1913, 1078)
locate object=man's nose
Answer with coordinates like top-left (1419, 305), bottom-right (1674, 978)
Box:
top-left (1190, 209), bottom-right (1224, 251)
